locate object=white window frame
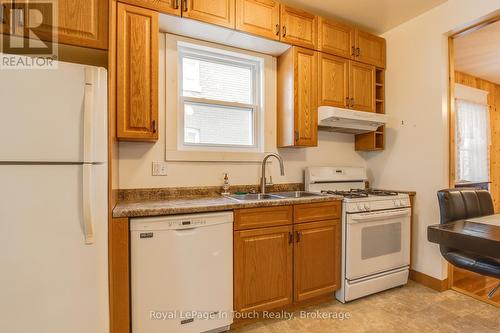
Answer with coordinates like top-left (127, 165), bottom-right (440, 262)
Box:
top-left (177, 42), bottom-right (263, 153)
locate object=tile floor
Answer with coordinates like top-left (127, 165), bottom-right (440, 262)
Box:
top-left (232, 281), bottom-right (500, 333)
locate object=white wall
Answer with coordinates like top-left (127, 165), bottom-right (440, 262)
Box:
top-left (118, 35), bottom-right (366, 189)
top-left (363, 0), bottom-right (500, 280)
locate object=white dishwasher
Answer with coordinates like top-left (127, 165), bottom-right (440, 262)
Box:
top-left (131, 211), bottom-right (233, 333)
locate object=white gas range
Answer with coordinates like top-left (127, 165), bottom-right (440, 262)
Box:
top-left (305, 166), bottom-right (411, 303)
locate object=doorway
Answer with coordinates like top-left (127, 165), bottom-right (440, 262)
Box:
top-left (448, 18), bottom-right (500, 306)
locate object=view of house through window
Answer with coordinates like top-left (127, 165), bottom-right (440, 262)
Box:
top-left (179, 44), bottom-right (262, 151)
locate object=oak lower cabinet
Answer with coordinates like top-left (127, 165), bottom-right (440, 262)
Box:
top-left (4, 0), bottom-right (108, 49)
top-left (233, 201), bottom-right (341, 315)
top-left (280, 5), bottom-right (317, 49)
top-left (235, 0), bottom-right (280, 40)
top-left (294, 219), bottom-right (340, 302)
top-left (183, 0), bottom-right (235, 29)
top-left (234, 225), bottom-right (293, 313)
top-left (116, 3), bottom-right (159, 141)
top-left (277, 46), bottom-right (318, 147)
top-left (120, 0), bottom-right (182, 16)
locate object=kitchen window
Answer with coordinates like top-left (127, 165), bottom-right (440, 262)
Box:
top-left (178, 43), bottom-right (263, 152)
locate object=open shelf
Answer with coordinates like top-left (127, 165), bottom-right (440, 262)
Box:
top-left (356, 69), bottom-right (386, 151)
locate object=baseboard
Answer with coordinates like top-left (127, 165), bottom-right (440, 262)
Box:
top-left (409, 269), bottom-right (449, 292)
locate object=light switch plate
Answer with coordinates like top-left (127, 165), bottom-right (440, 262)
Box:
top-left (152, 162), bottom-right (168, 176)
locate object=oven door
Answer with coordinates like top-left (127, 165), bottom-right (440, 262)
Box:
top-left (346, 208), bottom-right (411, 280)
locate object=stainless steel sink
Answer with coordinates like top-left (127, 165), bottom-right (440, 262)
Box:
top-left (225, 191), bottom-right (322, 201)
top-left (273, 191), bottom-right (322, 198)
top-left (225, 193), bottom-right (283, 201)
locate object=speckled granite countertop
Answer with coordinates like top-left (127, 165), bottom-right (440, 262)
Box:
top-left (113, 194), bottom-right (342, 218)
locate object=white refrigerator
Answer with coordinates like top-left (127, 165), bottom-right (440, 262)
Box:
top-left (0, 56), bottom-right (109, 333)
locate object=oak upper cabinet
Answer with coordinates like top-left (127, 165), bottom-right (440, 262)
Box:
top-left (120, 0), bottom-right (182, 16)
top-left (235, 0), bottom-right (280, 40)
top-left (318, 17), bottom-right (354, 59)
top-left (183, 0), bottom-right (235, 29)
top-left (22, 0), bottom-right (108, 49)
top-left (234, 225), bottom-right (293, 312)
top-left (117, 3), bottom-right (159, 141)
top-left (318, 53), bottom-right (349, 108)
top-left (354, 30), bottom-right (386, 68)
top-left (280, 5), bottom-right (317, 49)
top-left (278, 46), bottom-right (318, 147)
top-left (349, 61), bottom-right (375, 112)
top-left (294, 220), bottom-right (340, 302)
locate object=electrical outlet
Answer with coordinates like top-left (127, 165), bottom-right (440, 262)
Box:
top-left (152, 162), bottom-right (168, 176)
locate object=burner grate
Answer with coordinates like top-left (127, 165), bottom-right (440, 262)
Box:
top-left (321, 189), bottom-right (399, 198)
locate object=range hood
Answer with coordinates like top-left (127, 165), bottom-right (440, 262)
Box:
top-left (318, 106), bottom-right (388, 134)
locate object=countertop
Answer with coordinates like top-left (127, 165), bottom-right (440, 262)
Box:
top-left (113, 194), bottom-right (343, 218)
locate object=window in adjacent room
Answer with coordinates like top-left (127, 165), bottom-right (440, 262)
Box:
top-left (178, 43), bottom-right (263, 152)
top-left (455, 98), bottom-right (490, 183)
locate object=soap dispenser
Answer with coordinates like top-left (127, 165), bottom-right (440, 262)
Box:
top-left (222, 173), bottom-right (230, 195)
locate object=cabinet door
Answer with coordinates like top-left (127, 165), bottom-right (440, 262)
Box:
top-left (234, 226), bottom-right (293, 312)
top-left (318, 17), bottom-right (354, 59)
top-left (294, 220), bottom-right (340, 302)
top-left (117, 3), bottom-right (159, 141)
top-left (318, 53), bottom-right (349, 108)
top-left (294, 47), bottom-right (318, 146)
top-left (121, 0), bottom-right (181, 16)
top-left (355, 30), bottom-right (386, 68)
top-left (26, 0), bottom-right (108, 49)
top-left (183, 0), bottom-right (235, 29)
top-left (280, 5), bottom-right (317, 49)
top-left (235, 0), bottom-right (280, 40)
top-left (349, 61), bottom-right (375, 112)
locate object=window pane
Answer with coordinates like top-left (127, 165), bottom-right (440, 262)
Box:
top-left (182, 57), bottom-right (253, 104)
top-left (184, 102), bottom-right (254, 146)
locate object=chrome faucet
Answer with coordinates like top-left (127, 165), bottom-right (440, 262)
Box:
top-left (260, 153), bottom-right (285, 194)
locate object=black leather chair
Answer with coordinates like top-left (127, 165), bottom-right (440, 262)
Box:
top-left (437, 189), bottom-right (500, 298)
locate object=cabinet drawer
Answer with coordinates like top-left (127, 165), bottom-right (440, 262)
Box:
top-left (234, 205), bottom-right (293, 230)
top-left (294, 201), bottom-right (341, 224)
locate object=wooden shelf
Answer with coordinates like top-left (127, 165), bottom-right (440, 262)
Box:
top-left (355, 68), bottom-right (386, 151)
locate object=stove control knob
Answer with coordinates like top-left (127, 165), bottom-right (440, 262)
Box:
top-left (393, 200), bottom-right (399, 207)
top-left (364, 204), bottom-right (370, 211)
top-left (398, 200), bottom-right (404, 207)
top-left (356, 204), bottom-right (363, 212)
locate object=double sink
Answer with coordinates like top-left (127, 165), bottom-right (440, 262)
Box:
top-left (225, 191), bottom-right (322, 201)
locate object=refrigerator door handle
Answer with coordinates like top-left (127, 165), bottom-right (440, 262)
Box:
top-left (83, 82), bottom-right (94, 163)
top-left (83, 164), bottom-right (95, 244)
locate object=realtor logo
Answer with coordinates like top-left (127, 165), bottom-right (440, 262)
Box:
top-left (1, 0), bottom-right (58, 69)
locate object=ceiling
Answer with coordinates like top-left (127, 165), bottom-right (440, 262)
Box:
top-left (279, 0), bottom-right (448, 34)
top-left (454, 20), bottom-right (500, 85)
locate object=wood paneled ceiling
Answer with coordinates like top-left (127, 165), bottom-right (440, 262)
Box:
top-left (278, 0), bottom-right (448, 34)
top-left (454, 20), bottom-right (500, 85)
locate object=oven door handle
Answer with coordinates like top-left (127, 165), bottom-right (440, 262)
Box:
top-left (350, 210), bottom-right (410, 223)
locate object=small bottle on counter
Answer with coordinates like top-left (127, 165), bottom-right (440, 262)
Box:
top-left (222, 173), bottom-right (230, 195)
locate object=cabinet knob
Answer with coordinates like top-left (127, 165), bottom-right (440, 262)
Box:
top-left (282, 25), bottom-right (286, 37)
top-left (350, 98), bottom-right (355, 107)
top-left (174, 0), bottom-right (179, 9)
top-left (356, 47), bottom-right (361, 57)
top-left (294, 130), bottom-right (299, 141)
top-left (152, 120), bottom-right (157, 133)
top-left (295, 231), bottom-right (301, 243)
top-left (351, 46), bottom-right (356, 57)
top-left (346, 97), bottom-right (350, 107)
top-left (183, 0), bottom-right (188, 11)
top-left (275, 24), bottom-right (280, 36)
top-left (288, 232), bottom-right (293, 244)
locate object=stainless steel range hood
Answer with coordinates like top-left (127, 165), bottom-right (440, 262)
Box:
top-left (318, 106), bottom-right (388, 134)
